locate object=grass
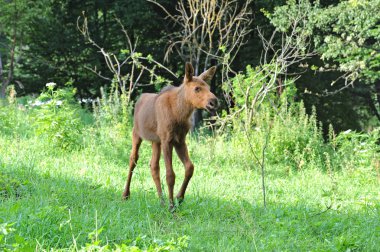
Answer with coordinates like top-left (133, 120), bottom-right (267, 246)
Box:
top-left (0, 89), bottom-right (379, 250)
top-left (1, 125), bottom-right (379, 251)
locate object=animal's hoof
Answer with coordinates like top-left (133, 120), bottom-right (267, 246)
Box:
top-left (168, 198), bottom-right (183, 212)
top-left (169, 205), bottom-right (176, 213)
top-left (122, 193), bottom-right (130, 200)
top-left (176, 197), bottom-right (184, 205)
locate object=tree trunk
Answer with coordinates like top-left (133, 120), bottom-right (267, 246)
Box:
top-left (372, 81), bottom-right (380, 123)
top-left (208, 59), bottom-right (217, 130)
top-left (351, 87), bottom-right (380, 123)
top-left (191, 59), bottom-right (203, 131)
top-left (367, 91), bottom-right (380, 122)
top-left (1, 42), bottom-right (15, 99)
top-left (0, 53), bottom-right (7, 99)
top-left (0, 15), bottom-right (17, 99)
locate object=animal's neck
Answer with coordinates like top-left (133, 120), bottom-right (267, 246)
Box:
top-left (174, 85), bottom-right (194, 122)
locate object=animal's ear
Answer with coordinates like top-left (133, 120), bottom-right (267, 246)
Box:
top-left (185, 62), bottom-right (194, 82)
top-left (199, 66), bottom-right (216, 83)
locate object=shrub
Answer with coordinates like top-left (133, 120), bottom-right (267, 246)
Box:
top-left (92, 82), bottom-right (132, 130)
top-left (265, 104), bottom-right (328, 169)
top-left (332, 128), bottom-right (380, 169)
top-left (221, 66), bottom-right (329, 170)
top-left (34, 83), bottom-right (84, 151)
top-left (220, 66), bottom-right (379, 172)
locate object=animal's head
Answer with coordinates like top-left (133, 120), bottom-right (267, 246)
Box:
top-left (183, 62), bottom-right (218, 112)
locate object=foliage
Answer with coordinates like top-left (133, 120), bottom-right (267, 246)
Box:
top-left (270, 0), bottom-right (380, 85)
top-left (149, 0), bottom-right (252, 70)
top-left (331, 128), bottom-right (380, 169)
top-left (220, 66), bottom-right (379, 171)
top-left (0, 221), bottom-right (188, 251)
top-left (0, 97), bottom-right (379, 250)
top-left (0, 86), bottom-right (32, 137)
top-left (0, 0), bottom-right (51, 97)
top-left (0, 1), bottom-right (50, 37)
top-left (0, 222), bottom-right (35, 251)
top-left (0, 222), bottom-right (17, 251)
top-left (1, 0), bottom-right (379, 131)
top-left (13, 0), bottom-right (170, 97)
top-left (34, 83), bottom-right (84, 151)
top-left (224, 102), bottom-right (330, 171)
top-left (223, 64), bottom-right (297, 127)
top-left (90, 83), bottom-right (133, 146)
top-left (81, 234), bottom-right (189, 251)
top-left (0, 106), bottom-right (14, 136)
top-left (313, 0), bottom-right (380, 84)
top-left (77, 13), bottom-right (176, 115)
top-left (269, 0), bottom-right (380, 130)
top-left (0, 0), bottom-right (380, 250)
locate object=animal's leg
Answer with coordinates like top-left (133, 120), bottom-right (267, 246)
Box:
top-left (162, 141), bottom-right (175, 210)
top-left (122, 129), bottom-right (142, 199)
top-left (174, 143), bottom-right (194, 203)
top-left (150, 142), bottom-right (164, 204)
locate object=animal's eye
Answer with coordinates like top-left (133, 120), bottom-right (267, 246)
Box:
top-left (194, 86), bottom-right (201, 93)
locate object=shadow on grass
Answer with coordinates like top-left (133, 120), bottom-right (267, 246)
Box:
top-left (1, 165), bottom-right (379, 251)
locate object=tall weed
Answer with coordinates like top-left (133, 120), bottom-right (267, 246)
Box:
top-left (34, 83), bottom-right (84, 151)
top-left (221, 66), bottom-right (378, 172)
top-left (331, 128), bottom-right (380, 169)
top-left (92, 82), bottom-right (132, 134)
top-left (0, 87), bottom-right (32, 137)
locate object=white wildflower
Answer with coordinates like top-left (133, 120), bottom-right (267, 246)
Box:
top-left (46, 82), bottom-right (56, 88)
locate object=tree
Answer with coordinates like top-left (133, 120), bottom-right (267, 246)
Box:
top-left (14, 0), bottom-right (171, 98)
top-left (270, 0), bottom-right (380, 126)
top-left (149, 0), bottom-right (253, 130)
top-left (77, 13), bottom-right (177, 109)
top-left (0, 0), bottom-right (48, 99)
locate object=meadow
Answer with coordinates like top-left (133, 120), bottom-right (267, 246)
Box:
top-left (0, 87), bottom-right (379, 251)
top-left (1, 0), bottom-right (380, 250)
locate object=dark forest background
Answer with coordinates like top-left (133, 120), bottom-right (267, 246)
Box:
top-left (1, 0), bottom-right (379, 133)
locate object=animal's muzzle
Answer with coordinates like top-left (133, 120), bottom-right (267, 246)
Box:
top-left (206, 97), bottom-right (218, 112)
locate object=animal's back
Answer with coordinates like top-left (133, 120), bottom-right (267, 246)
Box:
top-left (133, 86), bottom-right (181, 142)
top-left (133, 93), bottom-right (160, 142)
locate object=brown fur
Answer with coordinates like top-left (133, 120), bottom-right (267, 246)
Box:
top-left (122, 62), bottom-right (218, 210)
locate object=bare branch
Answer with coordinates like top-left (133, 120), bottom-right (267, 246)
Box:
top-left (77, 12), bottom-right (176, 107)
top-left (84, 66), bottom-right (112, 81)
top-left (149, 0), bottom-right (253, 71)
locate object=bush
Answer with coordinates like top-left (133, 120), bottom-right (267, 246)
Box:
top-left (221, 66), bottom-right (328, 170)
top-left (92, 83), bottom-right (132, 131)
top-left (34, 83), bottom-right (84, 151)
top-left (220, 66), bottom-right (379, 172)
top-left (332, 128), bottom-right (380, 169)
top-left (266, 104), bottom-right (328, 169)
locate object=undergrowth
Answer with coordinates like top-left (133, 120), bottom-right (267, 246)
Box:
top-left (0, 82), bottom-right (379, 251)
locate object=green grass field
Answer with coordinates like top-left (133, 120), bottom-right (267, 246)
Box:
top-left (1, 123), bottom-right (379, 251)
